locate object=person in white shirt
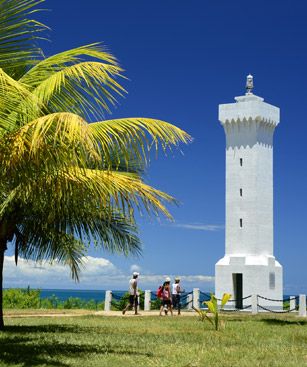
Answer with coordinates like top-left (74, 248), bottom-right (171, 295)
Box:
top-left (172, 277), bottom-right (182, 315)
top-left (122, 272), bottom-right (140, 315)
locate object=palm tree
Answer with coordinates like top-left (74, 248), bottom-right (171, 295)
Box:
top-left (0, 0), bottom-right (190, 329)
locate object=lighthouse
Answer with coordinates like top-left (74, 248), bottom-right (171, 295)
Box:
top-left (215, 75), bottom-right (283, 309)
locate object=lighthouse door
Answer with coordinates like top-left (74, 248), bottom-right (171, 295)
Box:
top-left (233, 273), bottom-right (243, 309)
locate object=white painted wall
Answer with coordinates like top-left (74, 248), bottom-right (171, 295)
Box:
top-left (225, 125), bottom-right (274, 256)
top-left (215, 94), bottom-right (283, 309)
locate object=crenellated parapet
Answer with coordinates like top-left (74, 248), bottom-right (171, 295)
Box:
top-left (219, 94), bottom-right (280, 127)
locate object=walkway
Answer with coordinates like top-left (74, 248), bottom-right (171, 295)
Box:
top-left (3, 310), bottom-right (197, 318)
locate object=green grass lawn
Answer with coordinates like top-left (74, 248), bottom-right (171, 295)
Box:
top-left (0, 313), bottom-right (306, 367)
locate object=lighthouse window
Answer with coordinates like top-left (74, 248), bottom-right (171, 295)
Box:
top-left (240, 158), bottom-right (243, 166)
top-left (240, 218), bottom-right (243, 228)
top-left (240, 188), bottom-right (243, 197)
top-left (269, 272), bottom-right (275, 289)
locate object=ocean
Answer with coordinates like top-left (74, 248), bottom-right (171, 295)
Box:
top-left (39, 289), bottom-right (124, 302)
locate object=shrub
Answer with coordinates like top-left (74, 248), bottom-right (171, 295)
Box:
top-left (111, 291), bottom-right (145, 310)
top-left (3, 288), bottom-right (103, 310)
top-left (3, 288), bottom-right (41, 309)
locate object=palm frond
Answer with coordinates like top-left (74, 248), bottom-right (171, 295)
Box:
top-left (19, 43), bottom-right (124, 118)
top-left (17, 112), bottom-right (94, 151)
top-left (12, 207), bottom-right (140, 280)
top-left (0, 67), bottom-right (41, 134)
top-left (89, 117), bottom-right (192, 164)
top-left (1, 112), bottom-right (100, 173)
top-left (32, 61), bottom-right (124, 117)
top-left (2, 114), bottom-right (191, 177)
top-left (17, 229), bottom-right (85, 280)
top-left (61, 167), bottom-right (176, 219)
top-left (90, 213), bottom-right (141, 256)
top-left (1, 165), bottom-right (175, 220)
top-left (0, 0), bottom-right (47, 78)
top-left (20, 43), bottom-right (119, 85)
top-left (0, 185), bottom-right (19, 219)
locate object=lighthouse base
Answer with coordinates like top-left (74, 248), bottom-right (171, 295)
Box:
top-left (215, 255), bottom-right (283, 310)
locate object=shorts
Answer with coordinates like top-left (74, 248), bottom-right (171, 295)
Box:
top-left (172, 294), bottom-right (181, 309)
top-left (128, 295), bottom-right (138, 307)
top-left (162, 299), bottom-right (172, 308)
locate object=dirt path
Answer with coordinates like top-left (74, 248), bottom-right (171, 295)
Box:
top-left (4, 310), bottom-right (197, 318)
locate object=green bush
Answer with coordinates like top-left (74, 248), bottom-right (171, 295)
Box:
top-left (3, 288), bottom-right (104, 310)
top-left (111, 290), bottom-right (161, 311)
top-left (111, 291), bottom-right (146, 311)
top-left (62, 297), bottom-right (102, 310)
top-left (3, 288), bottom-right (41, 309)
top-left (151, 298), bottom-right (162, 310)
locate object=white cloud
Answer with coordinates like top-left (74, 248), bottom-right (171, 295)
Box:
top-left (130, 264), bottom-right (141, 273)
top-left (123, 274), bottom-right (214, 292)
top-left (171, 223), bottom-right (224, 231)
top-left (137, 274), bottom-right (214, 285)
top-left (3, 255), bottom-right (214, 291)
top-left (3, 255), bottom-right (118, 289)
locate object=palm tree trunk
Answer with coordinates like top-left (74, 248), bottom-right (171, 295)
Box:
top-left (0, 241), bottom-right (5, 330)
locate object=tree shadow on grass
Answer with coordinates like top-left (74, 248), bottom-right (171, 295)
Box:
top-left (2, 324), bottom-right (80, 333)
top-left (262, 318), bottom-right (307, 326)
top-left (3, 324), bottom-right (132, 336)
top-left (0, 331), bottom-right (154, 367)
top-left (0, 336), bottom-right (68, 367)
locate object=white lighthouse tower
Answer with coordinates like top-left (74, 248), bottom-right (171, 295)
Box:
top-left (215, 75), bottom-right (283, 309)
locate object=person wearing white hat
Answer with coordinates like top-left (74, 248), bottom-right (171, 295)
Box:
top-left (172, 277), bottom-right (182, 315)
top-left (122, 272), bottom-right (140, 315)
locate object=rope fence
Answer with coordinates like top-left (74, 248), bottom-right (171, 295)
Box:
top-left (258, 295), bottom-right (288, 302)
top-left (199, 292), bottom-right (253, 312)
top-left (221, 305), bottom-right (252, 312)
top-left (216, 295), bottom-right (252, 303)
top-left (103, 289), bottom-right (306, 316)
top-left (256, 295), bottom-right (300, 314)
top-left (257, 305), bottom-right (297, 313)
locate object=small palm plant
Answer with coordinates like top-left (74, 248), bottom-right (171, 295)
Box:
top-left (193, 293), bottom-right (231, 331)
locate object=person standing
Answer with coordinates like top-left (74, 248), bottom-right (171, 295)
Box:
top-left (122, 272), bottom-right (140, 315)
top-left (159, 277), bottom-right (173, 316)
top-left (172, 277), bottom-right (182, 315)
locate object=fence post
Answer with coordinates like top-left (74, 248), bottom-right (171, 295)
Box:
top-left (144, 290), bottom-right (151, 311)
top-left (299, 294), bottom-right (306, 317)
top-left (289, 296), bottom-right (296, 312)
top-left (251, 294), bottom-right (258, 314)
top-left (193, 288), bottom-right (200, 309)
top-left (104, 290), bottom-right (112, 312)
top-left (187, 293), bottom-right (193, 310)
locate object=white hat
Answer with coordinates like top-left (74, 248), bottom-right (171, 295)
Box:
top-left (165, 276), bottom-right (171, 282)
top-left (133, 272), bottom-right (139, 277)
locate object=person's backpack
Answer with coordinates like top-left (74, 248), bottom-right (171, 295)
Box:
top-left (157, 286), bottom-right (163, 298)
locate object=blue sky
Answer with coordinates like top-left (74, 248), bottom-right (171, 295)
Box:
top-left (5, 0), bottom-right (307, 293)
